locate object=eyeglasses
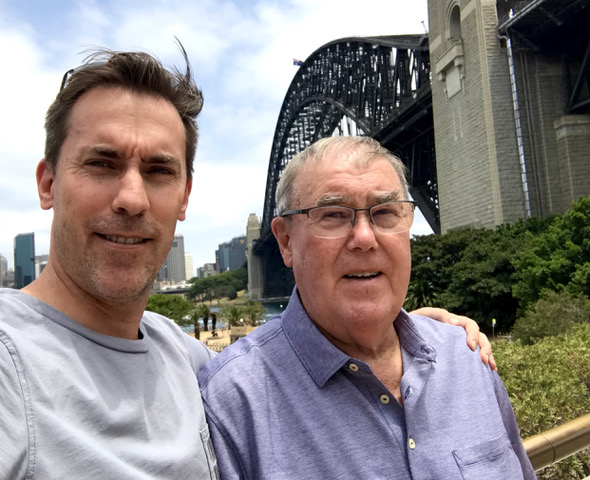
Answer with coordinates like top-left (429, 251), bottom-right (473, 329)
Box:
top-left (59, 62), bottom-right (106, 91)
top-left (281, 201), bottom-right (416, 239)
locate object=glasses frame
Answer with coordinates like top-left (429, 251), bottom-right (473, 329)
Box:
top-left (280, 200), bottom-right (416, 238)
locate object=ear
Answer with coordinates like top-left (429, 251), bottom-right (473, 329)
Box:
top-left (178, 178), bottom-right (192, 221)
top-left (36, 159), bottom-right (55, 210)
top-left (271, 217), bottom-right (293, 268)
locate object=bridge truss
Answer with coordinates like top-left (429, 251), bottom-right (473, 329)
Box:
top-left (255, 35), bottom-right (435, 298)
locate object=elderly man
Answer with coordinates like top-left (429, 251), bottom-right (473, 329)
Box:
top-left (0, 47), bottom-right (219, 478)
top-left (198, 136), bottom-right (536, 479)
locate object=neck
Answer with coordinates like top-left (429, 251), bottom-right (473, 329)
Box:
top-left (319, 322), bottom-right (405, 404)
top-left (23, 264), bottom-right (147, 340)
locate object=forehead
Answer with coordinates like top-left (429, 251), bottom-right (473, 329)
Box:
top-left (295, 148), bottom-right (402, 203)
top-left (64, 86), bottom-right (186, 160)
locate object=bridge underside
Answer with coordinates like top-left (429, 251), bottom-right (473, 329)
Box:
top-left (254, 35), bottom-right (435, 298)
top-left (499, 0), bottom-right (590, 114)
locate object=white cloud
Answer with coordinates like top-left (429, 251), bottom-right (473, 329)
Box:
top-left (0, 0), bottom-right (429, 270)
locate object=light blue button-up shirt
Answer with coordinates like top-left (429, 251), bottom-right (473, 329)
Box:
top-left (198, 289), bottom-right (536, 480)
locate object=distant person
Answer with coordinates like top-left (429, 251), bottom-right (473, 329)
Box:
top-left (211, 312), bottom-right (218, 333)
top-left (0, 45), bottom-right (219, 478)
top-left (203, 313), bottom-right (209, 331)
top-left (198, 136), bottom-right (536, 479)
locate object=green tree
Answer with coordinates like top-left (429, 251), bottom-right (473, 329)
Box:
top-left (221, 304), bottom-right (244, 327)
top-left (146, 294), bottom-right (193, 326)
top-left (513, 196), bottom-right (590, 310)
top-left (242, 301), bottom-right (267, 326)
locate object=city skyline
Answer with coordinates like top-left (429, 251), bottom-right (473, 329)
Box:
top-left (0, 0), bottom-right (432, 271)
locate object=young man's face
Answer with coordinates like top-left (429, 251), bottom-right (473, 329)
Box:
top-left (37, 86), bottom-right (191, 304)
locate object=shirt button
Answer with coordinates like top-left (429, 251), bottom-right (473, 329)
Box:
top-left (380, 394), bottom-right (390, 404)
top-left (409, 438), bottom-right (416, 449)
top-left (348, 363), bottom-right (359, 372)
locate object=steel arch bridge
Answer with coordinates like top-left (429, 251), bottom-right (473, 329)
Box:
top-left (254, 34), bottom-right (436, 298)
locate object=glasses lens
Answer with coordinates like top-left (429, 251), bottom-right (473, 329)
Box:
top-left (308, 206), bottom-right (354, 238)
top-left (371, 202), bottom-right (414, 233)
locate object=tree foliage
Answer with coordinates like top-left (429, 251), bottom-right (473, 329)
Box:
top-left (188, 266), bottom-right (247, 302)
top-left (512, 196), bottom-right (590, 310)
top-left (145, 293), bottom-right (193, 326)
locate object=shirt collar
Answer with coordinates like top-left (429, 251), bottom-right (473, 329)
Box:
top-left (281, 287), bottom-right (349, 387)
top-left (281, 286), bottom-right (437, 387)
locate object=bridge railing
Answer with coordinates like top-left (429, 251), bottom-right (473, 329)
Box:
top-left (524, 413), bottom-right (590, 472)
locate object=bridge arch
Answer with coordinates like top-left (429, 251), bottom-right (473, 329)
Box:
top-left (254, 35), bottom-right (438, 298)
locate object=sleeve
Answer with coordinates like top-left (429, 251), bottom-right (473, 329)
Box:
top-left (492, 371), bottom-right (538, 480)
top-left (202, 402), bottom-right (248, 480)
top-left (0, 332), bottom-right (32, 480)
top-left (184, 334), bottom-right (218, 372)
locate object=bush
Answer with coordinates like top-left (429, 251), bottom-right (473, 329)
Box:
top-left (494, 324), bottom-right (590, 479)
top-left (511, 291), bottom-right (590, 345)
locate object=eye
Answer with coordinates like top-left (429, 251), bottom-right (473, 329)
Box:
top-left (85, 159), bottom-right (115, 170)
top-left (312, 207), bottom-right (352, 223)
top-left (147, 166), bottom-right (175, 175)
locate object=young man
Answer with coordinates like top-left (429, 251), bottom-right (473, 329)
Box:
top-left (199, 136), bottom-right (536, 479)
top-left (0, 47), bottom-right (219, 479)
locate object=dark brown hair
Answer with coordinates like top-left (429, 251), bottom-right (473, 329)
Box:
top-left (44, 42), bottom-right (203, 181)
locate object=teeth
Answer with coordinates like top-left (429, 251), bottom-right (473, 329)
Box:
top-left (347, 272), bottom-right (379, 278)
top-left (105, 235), bottom-right (144, 245)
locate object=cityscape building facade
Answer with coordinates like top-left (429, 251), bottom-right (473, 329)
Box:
top-left (14, 233), bottom-right (36, 289)
top-left (157, 234), bottom-right (187, 283)
top-left (215, 236), bottom-right (247, 273)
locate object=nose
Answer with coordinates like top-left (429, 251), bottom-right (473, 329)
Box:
top-left (346, 210), bottom-right (378, 251)
top-left (111, 169), bottom-right (149, 216)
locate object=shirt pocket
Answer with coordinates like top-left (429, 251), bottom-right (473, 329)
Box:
top-left (200, 426), bottom-right (220, 480)
top-left (452, 433), bottom-right (524, 480)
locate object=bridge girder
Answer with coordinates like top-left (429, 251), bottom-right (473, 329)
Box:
top-left (254, 35), bottom-right (437, 298)
top-left (259, 35), bottom-right (436, 243)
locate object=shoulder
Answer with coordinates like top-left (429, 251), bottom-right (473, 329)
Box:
top-left (198, 317), bottom-right (285, 390)
top-left (141, 311), bottom-right (216, 371)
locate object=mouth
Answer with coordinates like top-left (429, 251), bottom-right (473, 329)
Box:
top-left (344, 271), bottom-right (381, 279)
top-left (97, 234), bottom-right (149, 245)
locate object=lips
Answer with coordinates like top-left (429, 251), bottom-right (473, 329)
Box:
top-left (344, 271), bottom-right (380, 279)
top-left (98, 233), bottom-right (149, 245)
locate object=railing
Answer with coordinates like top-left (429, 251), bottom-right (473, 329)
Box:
top-left (524, 414), bottom-right (590, 471)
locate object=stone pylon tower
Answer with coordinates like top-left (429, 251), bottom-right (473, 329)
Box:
top-left (428, 0), bottom-right (528, 231)
top-left (428, 0), bottom-right (590, 232)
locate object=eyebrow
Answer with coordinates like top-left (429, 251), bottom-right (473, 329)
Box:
top-left (315, 191), bottom-right (401, 207)
top-left (87, 146), bottom-right (182, 166)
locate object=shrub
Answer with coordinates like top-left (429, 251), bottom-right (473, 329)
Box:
top-left (511, 291), bottom-right (590, 345)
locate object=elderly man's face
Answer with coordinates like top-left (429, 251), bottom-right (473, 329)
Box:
top-left (272, 150), bottom-right (412, 347)
top-left (36, 86), bottom-right (191, 303)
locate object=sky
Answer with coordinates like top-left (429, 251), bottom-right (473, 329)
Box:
top-left (0, 0), bottom-right (432, 273)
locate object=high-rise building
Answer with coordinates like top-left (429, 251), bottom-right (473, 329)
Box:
top-left (157, 234), bottom-right (187, 283)
top-left (197, 263), bottom-right (217, 278)
top-left (184, 252), bottom-right (194, 281)
top-left (246, 214), bottom-right (263, 300)
top-left (215, 235), bottom-right (247, 273)
top-left (14, 233), bottom-right (35, 288)
top-left (0, 254), bottom-right (7, 287)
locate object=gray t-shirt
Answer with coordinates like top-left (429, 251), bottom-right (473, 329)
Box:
top-left (0, 288), bottom-right (219, 479)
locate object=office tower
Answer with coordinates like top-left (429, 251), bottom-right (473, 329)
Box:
top-left (185, 252), bottom-right (194, 281)
top-left (215, 235), bottom-right (246, 273)
top-left (157, 234), bottom-right (186, 283)
top-left (0, 254), bottom-right (7, 287)
top-left (14, 233), bottom-right (35, 288)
